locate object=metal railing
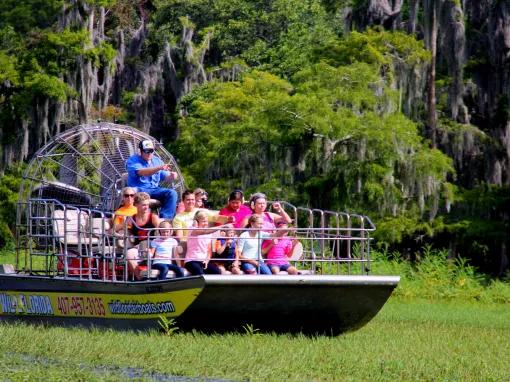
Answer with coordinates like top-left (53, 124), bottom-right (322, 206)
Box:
top-left (15, 199), bottom-right (375, 281)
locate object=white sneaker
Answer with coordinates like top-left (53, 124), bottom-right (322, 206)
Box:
top-left (138, 269), bottom-right (160, 279)
top-left (149, 269), bottom-right (160, 278)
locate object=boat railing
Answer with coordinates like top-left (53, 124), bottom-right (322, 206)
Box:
top-left (16, 199), bottom-right (375, 280)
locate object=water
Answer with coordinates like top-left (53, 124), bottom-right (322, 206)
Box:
top-left (5, 352), bottom-right (240, 382)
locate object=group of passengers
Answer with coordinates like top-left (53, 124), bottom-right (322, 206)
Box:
top-left (113, 139), bottom-right (300, 280)
top-left (114, 188), bottom-right (299, 280)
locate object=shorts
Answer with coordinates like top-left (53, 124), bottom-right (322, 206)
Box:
top-left (269, 263), bottom-right (293, 272)
top-left (241, 261), bottom-right (272, 275)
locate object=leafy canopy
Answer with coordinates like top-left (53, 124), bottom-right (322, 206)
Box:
top-left (153, 0), bottom-right (337, 77)
top-left (175, 60), bottom-right (453, 216)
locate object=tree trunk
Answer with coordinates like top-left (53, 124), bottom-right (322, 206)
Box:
top-left (440, 2), bottom-right (467, 123)
top-left (352, 0), bottom-right (402, 30)
top-left (408, 0), bottom-right (419, 34)
top-left (424, 0), bottom-right (439, 148)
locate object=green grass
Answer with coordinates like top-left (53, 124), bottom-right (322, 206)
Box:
top-left (371, 246), bottom-right (510, 304)
top-left (0, 299), bottom-right (509, 381)
top-left (1, 247), bottom-right (509, 380)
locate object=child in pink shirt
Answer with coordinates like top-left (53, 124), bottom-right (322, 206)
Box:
top-left (185, 210), bottom-right (234, 275)
top-left (262, 221), bottom-right (298, 275)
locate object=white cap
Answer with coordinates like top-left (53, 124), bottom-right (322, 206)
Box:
top-left (139, 140), bottom-right (155, 151)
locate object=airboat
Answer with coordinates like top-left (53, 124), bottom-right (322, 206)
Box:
top-left (0, 122), bottom-right (399, 334)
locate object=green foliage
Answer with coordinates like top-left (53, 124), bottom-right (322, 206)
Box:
top-left (373, 184), bottom-right (508, 274)
top-left (0, 51), bottom-right (19, 85)
top-left (456, 184), bottom-right (510, 219)
top-left (89, 0), bottom-right (117, 6)
top-left (432, 184), bottom-right (510, 273)
top-left (176, 57), bottom-right (453, 216)
top-left (158, 316), bottom-right (179, 335)
top-left (373, 246), bottom-right (510, 303)
top-left (27, 29), bottom-right (91, 75)
top-left (175, 70), bottom-right (295, 188)
top-left (85, 41), bottom-right (117, 69)
top-left (242, 323), bottom-right (261, 336)
top-left (375, 215), bottom-right (434, 245)
top-left (321, 0), bottom-right (353, 13)
top-left (316, 28), bottom-right (430, 68)
top-left (153, 0), bottom-right (337, 77)
top-left (104, 0), bottom-right (140, 33)
top-left (0, 0), bottom-right (63, 34)
top-left (0, 0), bottom-right (503, 276)
top-left (24, 72), bottom-right (75, 101)
top-left (0, 164), bottom-right (25, 247)
top-left (174, 26), bottom-right (450, 216)
top-left (0, 8), bottom-right (113, 135)
top-left (243, 0), bottom-right (337, 77)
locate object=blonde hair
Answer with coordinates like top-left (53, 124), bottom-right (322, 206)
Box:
top-left (248, 214), bottom-right (262, 226)
top-left (159, 220), bottom-right (172, 229)
top-left (194, 187), bottom-right (206, 196)
top-left (158, 220), bottom-right (173, 234)
top-left (134, 192), bottom-right (150, 205)
top-left (194, 210), bottom-right (208, 222)
top-left (119, 186), bottom-right (136, 207)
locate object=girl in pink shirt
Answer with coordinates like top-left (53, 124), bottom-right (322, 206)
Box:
top-left (218, 190), bottom-right (252, 229)
top-left (262, 221), bottom-right (298, 275)
top-left (185, 210), bottom-right (233, 275)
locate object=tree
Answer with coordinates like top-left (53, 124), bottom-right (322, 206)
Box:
top-left (0, 164), bottom-right (25, 247)
top-left (153, 0), bottom-right (337, 78)
top-left (175, 60), bottom-right (453, 217)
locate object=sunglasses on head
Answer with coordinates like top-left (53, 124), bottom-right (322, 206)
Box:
top-left (124, 193), bottom-right (135, 197)
top-left (142, 149), bottom-right (154, 154)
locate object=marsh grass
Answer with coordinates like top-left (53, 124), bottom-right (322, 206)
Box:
top-left (372, 246), bottom-right (510, 304)
top-left (0, 300), bottom-right (509, 381)
top-left (1, 248), bottom-right (16, 264)
top-left (158, 316), bottom-right (179, 336)
top-left (1, 247), bottom-right (509, 380)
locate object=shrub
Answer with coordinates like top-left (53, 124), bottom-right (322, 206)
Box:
top-left (372, 246), bottom-right (510, 304)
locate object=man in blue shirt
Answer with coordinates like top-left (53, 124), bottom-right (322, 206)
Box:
top-left (126, 139), bottom-right (178, 219)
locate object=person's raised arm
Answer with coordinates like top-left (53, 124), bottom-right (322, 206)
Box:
top-left (191, 222), bottom-right (234, 237)
top-left (215, 213), bottom-right (235, 225)
top-left (136, 163), bottom-right (171, 177)
top-left (271, 202), bottom-right (292, 224)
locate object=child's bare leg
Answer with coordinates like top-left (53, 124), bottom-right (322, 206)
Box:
top-left (217, 264), bottom-right (227, 274)
top-left (287, 266), bottom-right (298, 275)
top-left (126, 248), bottom-right (140, 279)
top-left (231, 266), bottom-right (243, 274)
top-left (270, 265), bottom-right (281, 274)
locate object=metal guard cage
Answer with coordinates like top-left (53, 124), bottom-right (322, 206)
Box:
top-left (15, 123), bottom-right (376, 280)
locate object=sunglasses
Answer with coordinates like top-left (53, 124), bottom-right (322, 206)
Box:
top-left (124, 194), bottom-right (135, 198)
top-left (142, 149), bottom-right (154, 154)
